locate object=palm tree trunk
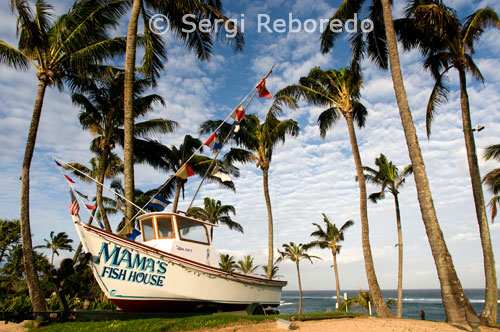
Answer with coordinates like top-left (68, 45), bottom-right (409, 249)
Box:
top-left (345, 112), bottom-right (393, 318)
top-left (172, 179), bottom-right (183, 212)
top-left (51, 251), bottom-right (55, 266)
top-left (123, 0), bottom-right (141, 225)
top-left (97, 148), bottom-right (112, 231)
top-left (296, 261), bottom-right (303, 314)
top-left (379, 0), bottom-right (476, 323)
top-left (20, 78), bottom-right (48, 312)
top-left (458, 67), bottom-right (498, 326)
top-left (332, 252), bottom-right (341, 311)
top-left (262, 166), bottom-right (274, 280)
top-left (394, 194), bottom-right (403, 318)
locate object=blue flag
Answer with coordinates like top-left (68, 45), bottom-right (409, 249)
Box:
top-left (146, 195), bottom-right (171, 211)
top-left (126, 229), bottom-right (141, 241)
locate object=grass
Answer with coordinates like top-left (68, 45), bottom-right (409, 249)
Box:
top-left (31, 311), bottom-right (359, 332)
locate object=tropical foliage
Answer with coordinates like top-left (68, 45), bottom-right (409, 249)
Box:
top-left (364, 154), bottom-right (412, 317)
top-left (484, 144), bottom-right (500, 222)
top-left (235, 255), bottom-right (259, 275)
top-left (218, 254), bottom-right (236, 273)
top-left (397, 1), bottom-right (499, 324)
top-left (277, 242), bottom-right (320, 314)
top-left (187, 197), bottom-right (243, 237)
top-left (35, 231), bottom-right (73, 265)
top-left (305, 214), bottom-right (353, 311)
top-left (200, 97), bottom-right (299, 279)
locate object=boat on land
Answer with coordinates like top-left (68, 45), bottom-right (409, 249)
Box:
top-left (72, 211), bottom-right (287, 313)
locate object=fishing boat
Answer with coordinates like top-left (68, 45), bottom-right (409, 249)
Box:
top-left (60, 66), bottom-right (286, 313)
top-left (71, 210), bottom-right (286, 313)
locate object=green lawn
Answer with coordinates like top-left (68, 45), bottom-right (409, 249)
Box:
top-left (31, 312), bottom-right (358, 332)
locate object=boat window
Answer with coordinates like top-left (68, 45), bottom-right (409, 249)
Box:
top-left (177, 218), bottom-right (209, 244)
top-left (156, 217), bottom-right (175, 239)
top-left (141, 218), bottom-right (155, 241)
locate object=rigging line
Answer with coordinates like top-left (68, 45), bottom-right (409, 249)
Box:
top-left (136, 65), bottom-right (276, 216)
top-left (52, 157), bottom-right (105, 227)
top-left (53, 156), bottom-right (147, 215)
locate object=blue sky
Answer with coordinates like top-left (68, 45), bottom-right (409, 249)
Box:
top-left (1, 0), bottom-right (500, 292)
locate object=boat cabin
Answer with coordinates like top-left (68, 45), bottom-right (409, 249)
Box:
top-left (137, 212), bottom-right (219, 267)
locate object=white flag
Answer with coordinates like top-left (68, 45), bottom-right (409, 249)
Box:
top-left (211, 166), bottom-right (232, 182)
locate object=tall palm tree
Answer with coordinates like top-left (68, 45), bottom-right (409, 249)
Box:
top-left (363, 154), bottom-right (412, 318)
top-left (1, 0), bottom-right (127, 312)
top-left (186, 197), bottom-right (243, 238)
top-left (261, 263), bottom-right (282, 279)
top-left (321, 0), bottom-right (479, 322)
top-left (218, 253), bottom-right (236, 272)
top-left (235, 255), bottom-right (259, 275)
top-left (122, 0), bottom-right (244, 226)
top-left (200, 97), bottom-right (299, 279)
top-left (158, 135), bottom-right (238, 212)
top-left (35, 231), bottom-right (73, 265)
top-left (277, 66), bottom-right (393, 317)
top-left (72, 69), bottom-right (177, 230)
top-left (398, 2), bottom-right (499, 324)
top-left (305, 214), bottom-right (353, 311)
top-left (277, 242), bottom-right (320, 314)
top-left (483, 144), bottom-right (500, 222)
top-left (376, 0), bottom-right (478, 323)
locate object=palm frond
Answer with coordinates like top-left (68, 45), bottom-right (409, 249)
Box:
top-left (0, 40), bottom-right (31, 69)
top-left (462, 7), bottom-right (500, 55)
top-left (426, 67), bottom-right (450, 138)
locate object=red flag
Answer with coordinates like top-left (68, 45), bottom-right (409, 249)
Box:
top-left (69, 190), bottom-right (80, 216)
top-left (85, 204), bottom-right (96, 210)
top-left (54, 160), bottom-right (63, 167)
top-left (256, 78), bottom-right (272, 98)
top-left (64, 174), bottom-right (76, 183)
top-left (175, 164), bottom-right (195, 179)
top-left (230, 104), bottom-right (245, 122)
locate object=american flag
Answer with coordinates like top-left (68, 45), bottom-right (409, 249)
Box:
top-left (69, 189), bottom-right (80, 216)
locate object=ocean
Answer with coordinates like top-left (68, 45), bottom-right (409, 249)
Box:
top-left (278, 289), bottom-right (500, 321)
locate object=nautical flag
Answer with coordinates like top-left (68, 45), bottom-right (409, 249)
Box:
top-left (256, 78), bottom-right (272, 98)
top-left (175, 164), bottom-right (195, 179)
top-left (54, 160), bottom-right (63, 167)
top-left (147, 194), bottom-right (171, 211)
top-left (69, 189), bottom-right (80, 216)
top-left (233, 121), bottom-right (241, 133)
top-left (75, 190), bottom-right (88, 200)
top-left (204, 132), bottom-right (222, 151)
top-left (211, 166), bottom-right (232, 182)
top-left (230, 104), bottom-right (245, 122)
top-left (85, 204), bottom-right (96, 210)
top-left (64, 174), bottom-right (76, 183)
top-left (126, 229), bottom-right (141, 241)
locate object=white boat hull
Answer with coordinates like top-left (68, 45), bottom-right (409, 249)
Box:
top-left (74, 219), bottom-right (286, 312)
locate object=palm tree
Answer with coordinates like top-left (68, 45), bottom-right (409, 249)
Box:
top-left (305, 214), bottom-right (353, 312)
top-left (277, 66), bottom-right (393, 317)
top-left (200, 97), bottom-right (299, 279)
top-left (72, 69), bottom-right (177, 230)
top-left (320, 0), bottom-right (479, 323)
top-left (261, 264), bottom-right (282, 279)
top-left (218, 254), bottom-right (236, 272)
top-left (484, 144), bottom-right (500, 222)
top-left (35, 231), bottom-right (73, 265)
top-left (277, 242), bottom-right (320, 314)
top-left (122, 0), bottom-right (244, 226)
top-left (235, 255), bottom-right (259, 275)
top-left (1, 0), bottom-right (127, 312)
top-left (363, 154), bottom-right (412, 318)
top-left (398, 2), bottom-right (499, 324)
top-left (186, 197), bottom-right (243, 238)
